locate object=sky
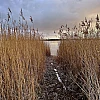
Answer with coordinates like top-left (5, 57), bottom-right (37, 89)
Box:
top-left (0, 0), bottom-right (100, 36)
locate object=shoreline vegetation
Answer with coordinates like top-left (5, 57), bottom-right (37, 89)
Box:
top-left (55, 14), bottom-right (100, 99)
top-left (0, 8), bottom-right (100, 100)
top-left (0, 8), bottom-right (50, 100)
top-left (57, 39), bottom-right (100, 99)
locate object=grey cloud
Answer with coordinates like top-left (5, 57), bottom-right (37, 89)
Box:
top-left (0, 0), bottom-right (100, 33)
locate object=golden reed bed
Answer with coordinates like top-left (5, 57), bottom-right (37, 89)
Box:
top-left (57, 39), bottom-right (100, 100)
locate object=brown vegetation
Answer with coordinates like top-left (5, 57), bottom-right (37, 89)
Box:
top-left (0, 8), bottom-right (50, 100)
top-left (57, 39), bottom-right (100, 99)
top-left (57, 15), bottom-right (100, 39)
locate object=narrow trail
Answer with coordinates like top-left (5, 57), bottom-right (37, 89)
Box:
top-left (38, 56), bottom-right (71, 100)
top-left (38, 56), bottom-right (87, 100)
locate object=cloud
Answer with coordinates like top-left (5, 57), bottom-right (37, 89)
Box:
top-left (0, 0), bottom-right (100, 33)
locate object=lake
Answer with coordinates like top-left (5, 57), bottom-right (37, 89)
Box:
top-left (45, 41), bottom-right (60, 56)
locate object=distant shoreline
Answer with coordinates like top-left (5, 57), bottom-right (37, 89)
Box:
top-left (42, 38), bottom-right (100, 41)
top-left (42, 39), bottom-right (62, 41)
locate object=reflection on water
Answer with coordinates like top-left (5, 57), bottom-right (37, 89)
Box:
top-left (45, 41), bottom-right (60, 56)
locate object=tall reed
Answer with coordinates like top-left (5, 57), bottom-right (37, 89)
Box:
top-left (0, 8), bottom-right (50, 100)
top-left (57, 39), bottom-right (100, 100)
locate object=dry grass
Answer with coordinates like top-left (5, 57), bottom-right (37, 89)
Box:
top-left (57, 39), bottom-right (100, 100)
top-left (0, 33), bottom-right (49, 100)
top-left (45, 44), bottom-right (51, 57)
top-left (0, 8), bottom-right (50, 100)
top-left (57, 15), bottom-right (100, 39)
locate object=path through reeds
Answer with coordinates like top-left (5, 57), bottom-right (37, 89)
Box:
top-left (39, 56), bottom-right (87, 100)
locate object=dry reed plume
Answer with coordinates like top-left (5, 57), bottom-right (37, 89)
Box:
top-left (0, 8), bottom-right (50, 100)
top-left (57, 39), bottom-right (100, 100)
top-left (56, 14), bottom-right (100, 39)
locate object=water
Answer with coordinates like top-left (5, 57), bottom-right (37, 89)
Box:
top-left (45, 41), bottom-right (60, 56)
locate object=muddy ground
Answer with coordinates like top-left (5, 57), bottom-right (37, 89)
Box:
top-left (38, 56), bottom-right (87, 100)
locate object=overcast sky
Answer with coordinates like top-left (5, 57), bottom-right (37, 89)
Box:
top-left (0, 0), bottom-right (100, 34)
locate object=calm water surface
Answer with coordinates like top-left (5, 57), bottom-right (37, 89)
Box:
top-left (45, 41), bottom-right (60, 56)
